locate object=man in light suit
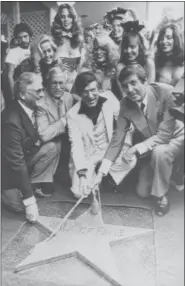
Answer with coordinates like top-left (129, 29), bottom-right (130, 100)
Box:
top-left (94, 65), bottom-right (184, 216)
top-left (67, 71), bottom-right (137, 198)
top-left (36, 66), bottom-right (73, 142)
top-left (2, 72), bottom-right (61, 222)
top-left (35, 66), bottom-right (74, 186)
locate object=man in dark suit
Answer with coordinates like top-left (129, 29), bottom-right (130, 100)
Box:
top-left (93, 65), bottom-right (184, 216)
top-left (1, 72), bottom-right (61, 222)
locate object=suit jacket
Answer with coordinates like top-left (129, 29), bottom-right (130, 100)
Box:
top-left (67, 90), bottom-right (120, 171)
top-left (36, 91), bottom-right (74, 142)
top-left (1, 101), bottom-right (40, 199)
top-left (104, 82), bottom-right (182, 163)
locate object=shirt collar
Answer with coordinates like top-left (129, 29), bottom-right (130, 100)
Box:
top-left (78, 96), bottom-right (107, 115)
top-left (18, 100), bottom-right (34, 120)
top-left (137, 93), bottom-right (148, 109)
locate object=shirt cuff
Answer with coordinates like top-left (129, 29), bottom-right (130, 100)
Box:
top-left (23, 196), bottom-right (36, 207)
top-left (77, 169), bottom-right (88, 178)
top-left (98, 159), bottom-right (113, 176)
top-left (135, 143), bottom-right (149, 155)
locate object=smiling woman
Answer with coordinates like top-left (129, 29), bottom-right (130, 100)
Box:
top-left (35, 35), bottom-right (57, 87)
top-left (81, 34), bottom-right (120, 93)
top-left (51, 3), bottom-right (85, 92)
top-left (155, 23), bottom-right (184, 86)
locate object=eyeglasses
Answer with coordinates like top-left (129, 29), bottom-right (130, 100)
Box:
top-left (29, 88), bottom-right (44, 96)
top-left (51, 81), bottom-right (65, 87)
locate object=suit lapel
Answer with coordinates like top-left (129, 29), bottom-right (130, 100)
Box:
top-left (102, 102), bottom-right (113, 141)
top-left (145, 85), bottom-right (158, 135)
top-left (126, 99), bottom-right (151, 138)
top-left (16, 103), bottom-right (37, 139)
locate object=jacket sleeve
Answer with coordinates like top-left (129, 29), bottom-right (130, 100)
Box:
top-left (67, 114), bottom-right (87, 172)
top-left (140, 89), bottom-right (176, 151)
top-left (104, 103), bottom-right (131, 162)
top-left (36, 105), bottom-right (66, 142)
top-left (3, 123), bottom-right (33, 199)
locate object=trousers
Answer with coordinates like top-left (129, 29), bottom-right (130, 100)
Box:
top-left (136, 140), bottom-right (184, 198)
top-left (2, 141), bottom-right (61, 212)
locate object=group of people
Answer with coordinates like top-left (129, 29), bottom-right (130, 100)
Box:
top-left (1, 4), bottom-right (184, 223)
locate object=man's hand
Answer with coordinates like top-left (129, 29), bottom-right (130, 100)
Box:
top-left (25, 203), bottom-right (39, 222)
top-left (122, 146), bottom-right (137, 163)
top-left (79, 177), bottom-right (91, 197)
top-left (92, 172), bottom-right (104, 190)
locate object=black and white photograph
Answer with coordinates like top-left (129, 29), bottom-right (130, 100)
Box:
top-left (1, 1), bottom-right (184, 285)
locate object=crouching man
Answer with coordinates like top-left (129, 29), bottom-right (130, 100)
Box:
top-left (1, 72), bottom-right (61, 222)
top-left (93, 65), bottom-right (184, 216)
top-left (67, 71), bottom-right (137, 198)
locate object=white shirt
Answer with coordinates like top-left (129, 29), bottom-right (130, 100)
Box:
top-left (18, 101), bottom-right (35, 124)
top-left (5, 46), bottom-right (30, 67)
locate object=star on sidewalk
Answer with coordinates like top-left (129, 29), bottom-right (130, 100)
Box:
top-left (15, 209), bottom-right (153, 286)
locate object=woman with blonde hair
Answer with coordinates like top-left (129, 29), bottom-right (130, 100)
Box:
top-left (82, 33), bottom-right (120, 92)
top-left (33, 35), bottom-right (57, 87)
top-left (51, 3), bottom-right (85, 91)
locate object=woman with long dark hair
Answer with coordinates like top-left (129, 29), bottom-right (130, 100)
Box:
top-left (155, 23), bottom-right (184, 86)
top-left (117, 21), bottom-right (155, 83)
top-left (112, 21), bottom-right (155, 100)
top-left (51, 3), bottom-right (85, 91)
top-left (104, 7), bottom-right (138, 48)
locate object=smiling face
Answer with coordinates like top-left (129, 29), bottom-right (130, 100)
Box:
top-left (94, 40), bottom-right (107, 63)
top-left (40, 41), bottom-right (54, 64)
top-left (60, 8), bottom-right (73, 31)
top-left (112, 18), bottom-right (124, 40)
top-left (81, 81), bottom-right (99, 108)
top-left (124, 34), bottom-right (139, 62)
top-left (160, 27), bottom-right (174, 55)
top-left (120, 74), bottom-right (146, 103)
top-left (49, 73), bottom-right (66, 100)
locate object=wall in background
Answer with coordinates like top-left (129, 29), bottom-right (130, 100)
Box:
top-left (74, 1), bottom-right (147, 26)
top-left (147, 1), bottom-right (184, 29)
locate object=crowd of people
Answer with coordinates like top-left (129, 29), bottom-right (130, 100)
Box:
top-left (1, 4), bottom-right (184, 222)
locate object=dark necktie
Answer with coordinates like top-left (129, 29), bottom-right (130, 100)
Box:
top-left (141, 102), bottom-right (145, 114)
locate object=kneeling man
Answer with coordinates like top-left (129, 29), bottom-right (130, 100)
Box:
top-left (94, 65), bottom-right (184, 216)
top-left (67, 71), bottom-right (137, 198)
top-left (1, 72), bottom-right (61, 222)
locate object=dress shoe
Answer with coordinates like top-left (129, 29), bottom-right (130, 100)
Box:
top-left (155, 195), bottom-right (170, 216)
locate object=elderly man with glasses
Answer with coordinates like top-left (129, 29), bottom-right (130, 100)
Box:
top-left (1, 72), bottom-right (61, 222)
top-left (35, 66), bottom-right (74, 185)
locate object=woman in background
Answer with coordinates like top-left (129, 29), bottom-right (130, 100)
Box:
top-left (83, 28), bottom-right (94, 70)
top-left (36, 35), bottom-right (57, 87)
top-left (117, 21), bottom-right (155, 83)
top-left (105, 7), bottom-right (138, 48)
top-left (155, 23), bottom-right (184, 86)
top-left (112, 21), bottom-right (155, 100)
top-left (51, 3), bottom-right (85, 91)
top-left (82, 34), bottom-right (120, 93)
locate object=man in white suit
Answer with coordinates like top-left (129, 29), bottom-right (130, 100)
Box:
top-left (67, 71), bottom-right (137, 198)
